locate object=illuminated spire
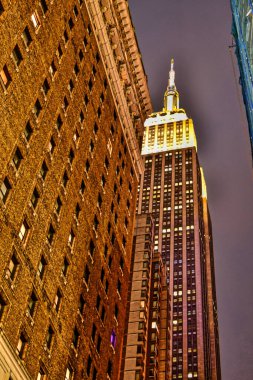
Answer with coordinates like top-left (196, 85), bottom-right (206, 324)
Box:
top-left (164, 58), bottom-right (179, 112)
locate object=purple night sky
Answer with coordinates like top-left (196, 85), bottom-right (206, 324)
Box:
top-left (128, 1), bottom-right (253, 379)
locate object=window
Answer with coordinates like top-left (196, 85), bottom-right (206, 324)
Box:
top-left (49, 137), bottom-right (56, 154)
top-left (34, 99), bottom-right (42, 118)
top-left (96, 52), bottom-right (100, 63)
top-left (46, 326), bottom-right (53, 349)
top-left (22, 26), bottom-right (32, 47)
top-left (40, 161), bottom-right (48, 180)
top-left (63, 30), bottom-right (69, 44)
top-left (104, 244), bottom-right (108, 257)
top-left (73, 5), bottom-right (79, 17)
top-left (72, 327), bottom-right (79, 348)
top-left (89, 239), bottom-right (95, 257)
top-left (96, 335), bottom-right (102, 352)
top-left (63, 96), bottom-right (69, 112)
top-left (87, 24), bottom-right (92, 35)
top-left (0, 65), bottom-right (11, 90)
top-left (101, 306), bottom-right (105, 322)
top-left (45, 226), bottom-right (54, 246)
top-left (84, 265), bottom-right (90, 284)
top-left (89, 140), bottom-right (94, 153)
top-left (0, 177), bottom-right (11, 203)
top-left (0, 295), bottom-right (6, 320)
top-left (42, 78), bottom-right (50, 96)
top-left (0, 2), bottom-right (4, 15)
top-left (12, 44), bottom-right (23, 66)
top-left (105, 279), bottom-right (109, 294)
top-left (88, 78), bottom-right (93, 92)
top-left (56, 44), bottom-right (63, 60)
top-left (107, 360), bottom-right (112, 378)
top-left (108, 256), bottom-right (112, 269)
top-left (93, 122), bottom-right (98, 135)
top-left (62, 257), bottom-right (69, 277)
top-left (97, 106), bottom-right (101, 118)
top-left (31, 187), bottom-right (39, 209)
top-left (54, 289), bottom-right (62, 312)
top-left (69, 148), bottom-right (74, 164)
top-left (75, 203), bottom-right (81, 220)
top-left (96, 295), bottom-right (101, 311)
top-left (87, 356), bottom-right (92, 376)
top-left (40, 0), bottom-right (48, 15)
top-left (49, 61), bottom-right (57, 78)
top-left (97, 193), bottom-right (102, 208)
top-left (24, 121), bottom-right (33, 141)
top-left (37, 367), bottom-right (46, 380)
top-left (19, 219), bottom-right (29, 242)
top-left (91, 323), bottom-right (96, 341)
top-left (65, 366), bottom-right (73, 380)
top-left (68, 17), bottom-right (74, 30)
top-left (73, 129), bottom-right (79, 143)
top-left (101, 175), bottom-right (106, 188)
top-left (37, 256), bottom-right (46, 279)
top-left (93, 368), bottom-right (97, 380)
top-left (94, 215), bottom-right (99, 231)
top-left (74, 63), bottom-right (79, 76)
top-left (80, 179), bottom-right (85, 194)
top-left (79, 49), bottom-right (84, 61)
top-left (110, 330), bottom-right (116, 348)
top-left (68, 79), bottom-right (74, 93)
top-left (17, 333), bottom-right (27, 358)
top-left (8, 252), bottom-right (19, 280)
top-left (100, 268), bottom-right (105, 283)
top-left (117, 280), bottom-right (121, 295)
top-left (79, 295), bottom-right (85, 314)
top-left (62, 171), bottom-right (69, 188)
top-left (85, 160), bottom-right (90, 173)
top-left (56, 115), bottom-right (63, 131)
top-left (12, 147), bottom-right (23, 169)
top-left (31, 11), bottom-right (41, 31)
top-left (28, 291), bottom-right (37, 317)
top-left (68, 230), bottom-right (75, 246)
top-left (79, 110), bottom-right (84, 123)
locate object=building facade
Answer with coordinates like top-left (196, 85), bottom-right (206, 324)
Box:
top-left (121, 214), bottom-right (170, 380)
top-left (0, 1), bottom-right (151, 379)
top-left (231, 0), bottom-right (253, 157)
top-left (135, 61), bottom-right (221, 380)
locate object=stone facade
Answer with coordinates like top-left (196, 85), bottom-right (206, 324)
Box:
top-left (0, 1), bottom-right (151, 379)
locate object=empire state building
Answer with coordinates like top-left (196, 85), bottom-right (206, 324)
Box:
top-left (136, 60), bottom-right (221, 380)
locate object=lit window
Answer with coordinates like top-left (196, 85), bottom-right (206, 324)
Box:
top-left (19, 219), bottom-right (30, 242)
top-left (110, 330), bottom-right (116, 348)
top-left (65, 366), bottom-right (73, 380)
top-left (17, 333), bottom-right (27, 358)
top-left (0, 65), bottom-right (12, 89)
top-left (37, 367), bottom-right (46, 380)
top-left (68, 230), bottom-right (75, 246)
top-left (49, 61), bottom-right (57, 78)
top-left (31, 11), bottom-right (41, 31)
top-left (0, 177), bottom-right (11, 203)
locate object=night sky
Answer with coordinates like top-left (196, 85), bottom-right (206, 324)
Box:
top-left (128, 1), bottom-right (253, 379)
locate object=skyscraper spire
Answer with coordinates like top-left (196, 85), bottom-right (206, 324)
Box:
top-left (164, 58), bottom-right (179, 112)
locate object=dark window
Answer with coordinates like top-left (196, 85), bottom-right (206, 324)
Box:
top-left (80, 179), bottom-right (85, 194)
top-left (91, 323), bottom-right (96, 341)
top-left (8, 252), bottom-right (19, 280)
top-left (83, 36), bottom-right (88, 48)
top-left (56, 115), bottom-right (63, 130)
top-left (49, 61), bottom-right (57, 77)
top-left (87, 24), bottom-right (92, 35)
top-left (62, 171), bottom-right (69, 187)
top-left (79, 295), bottom-right (85, 313)
top-left (63, 30), bottom-right (69, 44)
top-left (42, 78), bottom-right (50, 96)
top-left (84, 265), bottom-right (90, 284)
top-left (46, 326), bottom-right (54, 349)
top-left (40, 0), bottom-right (48, 14)
top-left (101, 175), bottom-right (106, 188)
top-left (75, 203), bottom-right (81, 220)
top-left (104, 78), bottom-right (108, 89)
top-left (55, 196), bottom-right (62, 215)
top-left (96, 52), bottom-right (100, 63)
top-left (68, 79), bottom-right (74, 92)
top-left (68, 17), bottom-right (74, 30)
top-left (12, 147), bottom-right (23, 169)
top-left (0, 2), bottom-right (4, 15)
top-left (97, 107), bottom-right (101, 118)
top-left (22, 26), bottom-right (32, 47)
top-left (49, 136), bottom-right (56, 154)
top-left (89, 239), bottom-right (95, 257)
top-left (0, 177), bottom-right (11, 203)
top-left (107, 360), bottom-right (112, 378)
top-left (94, 215), bottom-right (99, 231)
top-left (96, 295), bottom-right (101, 310)
top-left (85, 159), bottom-right (90, 173)
top-left (100, 268), bottom-right (105, 283)
top-left (0, 295), bottom-right (6, 320)
top-left (92, 368), bottom-right (97, 380)
top-left (105, 156), bottom-right (109, 169)
top-left (63, 96), bottom-right (69, 112)
top-left (74, 63), bottom-right (79, 76)
top-left (123, 236), bottom-right (126, 248)
top-left (28, 291), bottom-right (37, 317)
top-left (69, 148), bottom-right (74, 164)
top-left (93, 122), bottom-right (98, 135)
top-left (72, 327), bottom-right (79, 348)
top-left (104, 244), bottom-right (108, 257)
top-left (97, 193), bottom-right (102, 208)
top-left (92, 65), bottom-right (96, 76)
top-left (31, 187), bottom-right (39, 208)
top-left (105, 279), bottom-right (109, 294)
top-left (79, 49), bottom-right (84, 61)
top-left (47, 224), bottom-right (55, 244)
top-left (34, 99), bottom-right (42, 118)
top-left (114, 110), bottom-right (117, 121)
top-left (62, 257), bottom-right (69, 277)
top-left (87, 356), bottom-right (92, 375)
top-left (117, 280), bottom-right (121, 294)
top-left (57, 44), bottom-right (63, 60)
top-left (38, 255), bottom-right (46, 279)
top-left (88, 78), bottom-right (93, 92)
top-left (12, 44), bottom-right (23, 66)
top-left (24, 121), bottom-right (33, 141)
top-left (101, 306), bottom-right (105, 322)
top-left (96, 336), bottom-right (102, 352)
top-left (108, 255), bottom-right (112, 269)
top-left (89, 139), bottom-right (94, 152)
top-left (73, 5), bottom-right (79, 17)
